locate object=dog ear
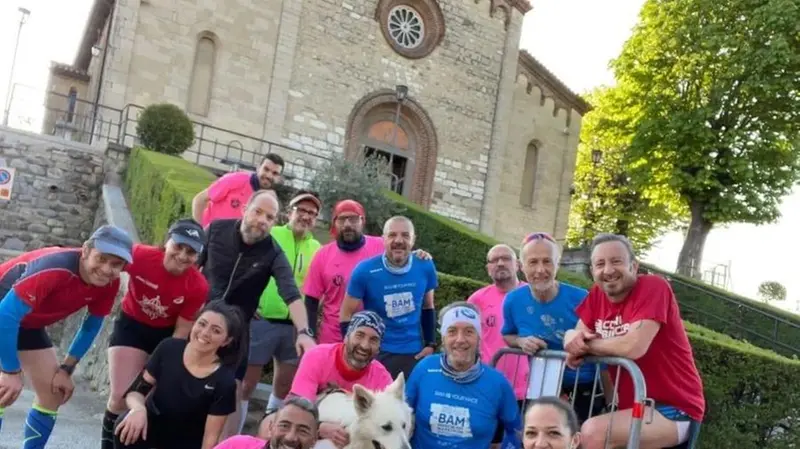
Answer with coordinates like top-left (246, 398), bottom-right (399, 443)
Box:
top-left (387, 372), bottom-right (406, 400)
top-left (353, 384), bottom-right (375, 415)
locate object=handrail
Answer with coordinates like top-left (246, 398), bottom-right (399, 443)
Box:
top-left (492, 348), bottom-right (648, 449)
top-left (642, 264), bottom-right (800, 329)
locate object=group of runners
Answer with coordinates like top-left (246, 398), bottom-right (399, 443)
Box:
top-left (0, 154), bottom-right (705, 449)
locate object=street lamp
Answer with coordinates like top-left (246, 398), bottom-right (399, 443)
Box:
top-left (2, 7), bottom-right (31, 127)
top-left (391, 84), bottom-right (408, 148)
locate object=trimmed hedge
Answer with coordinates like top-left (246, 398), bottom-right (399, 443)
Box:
top-left (641, 263), bottom-right (800, 357)
top-left (125, 148), bottom-right (216, 244)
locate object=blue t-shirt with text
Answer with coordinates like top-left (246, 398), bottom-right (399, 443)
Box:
top-left (406, 355), bottom-right (522, 449)
top-left (501, 282), bottom-right (600, 385)
top-left (347, 255), bottom-right (438, 354)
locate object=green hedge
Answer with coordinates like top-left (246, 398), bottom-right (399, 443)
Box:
top-left (640, 263), bottom-right (800, 358)
top-left (125, 148), bottom-right (215, 244)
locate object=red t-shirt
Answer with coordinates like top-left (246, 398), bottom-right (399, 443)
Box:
top-left (0, 247), bottom-right (119, 328)
top-left (575, 275), bottom-right (705, 421)
top-left (122, 244), bottom-right (209, 328)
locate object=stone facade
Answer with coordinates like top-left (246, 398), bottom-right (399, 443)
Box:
top-left (58, 0), bottom-right (589, 245)
top-left (0, 127), bottom-right (130, 251)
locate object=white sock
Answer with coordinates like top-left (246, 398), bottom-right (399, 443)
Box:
top-left (267, 393), bottom-right (284, 411)
top-left (237, 400), bottom-right (249, 433)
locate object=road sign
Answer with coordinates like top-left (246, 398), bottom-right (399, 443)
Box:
top-left (0, 167), bottom-right (16, 201)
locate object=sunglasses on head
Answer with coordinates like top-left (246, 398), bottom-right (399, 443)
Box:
top-left (521, 232), bottom-right (556, 245)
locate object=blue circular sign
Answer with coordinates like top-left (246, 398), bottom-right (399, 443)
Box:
top-left (0, 169), bottom-right (10, 185)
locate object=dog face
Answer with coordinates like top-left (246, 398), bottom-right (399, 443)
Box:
top-left (352, 373), bottom-right (413, 449)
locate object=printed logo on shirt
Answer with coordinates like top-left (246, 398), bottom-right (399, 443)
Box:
top-left (85, 297), bottom-right (93, 302)
top-left (383, 291), bottom-right (415, 318)
top-left (204, 384), bottom-right (214, 390)
top-left (595, 315), bottom-right (630, 338)
top-left (333, 274), bottom-right (344, 287)
top-left (485, 315), bottom-right (497, 328)
top-left (135, 275), bottom-right (159, 290)
top-left (138, 295), bottom-right (170, 320)
top-left (429, 403), bottom-right (473, 438)
top-left (173, 296), bottom-right (185, 304)
top-left (230, 199), bottom-right (241, 209)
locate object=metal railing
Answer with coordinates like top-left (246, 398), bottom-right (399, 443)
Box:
top-left (492, 348), bottom-right (649, 449)
top-left (3, 87), bottom-right (335, 188)
top-left (640, 263), bottom-right (800, 357)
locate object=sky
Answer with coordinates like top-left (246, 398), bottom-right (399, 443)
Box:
top-left (1, 0), bottom-right (797, 314)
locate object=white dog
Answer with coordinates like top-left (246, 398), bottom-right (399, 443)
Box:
top-left (316, 373), bottom-right (413, 449)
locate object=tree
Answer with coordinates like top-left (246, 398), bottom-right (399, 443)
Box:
top-left (610, 0), bottom-right (800, 277)
top-left (136, 103), bottom-right (195, 156)
top-left (567, 87), bottom-right (685, 254)
top-left (758, 281), bottom-right (787, 303)
top-left (308, 155), bottom-right (395, 235)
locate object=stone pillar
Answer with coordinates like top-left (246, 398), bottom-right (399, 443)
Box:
top-left (480, 12), bottom-right (524, 237)
top-left (103, 142), bottom-right (131, 186)
top-left (261, 0), bottom-right (305, 146)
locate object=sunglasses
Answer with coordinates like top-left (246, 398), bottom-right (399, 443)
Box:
top-left (521, 232), bottom-right (556, 245)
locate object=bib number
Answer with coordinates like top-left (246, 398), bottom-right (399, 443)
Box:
top-left (429, 403), bottom-right (473, 438)
top-left (383, 292), bottom-right (415, 318)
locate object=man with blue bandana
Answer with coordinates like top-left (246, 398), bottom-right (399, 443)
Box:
top-left (406, 302), bottom-right (521, 449)
top-left (340, 216), bottom-right (438, 379)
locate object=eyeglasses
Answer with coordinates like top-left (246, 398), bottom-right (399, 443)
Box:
top-left (292, 206), bottom-right (318, 217)
top-left (487, 255), bottom-right (514, 264)
top-left (521, 232), bottom-right (556, 245)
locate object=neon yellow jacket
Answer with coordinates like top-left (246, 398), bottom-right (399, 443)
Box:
top-left (257, 224), bottom-right (321, 320)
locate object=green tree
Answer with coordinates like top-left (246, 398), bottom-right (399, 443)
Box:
top-left (758, 281), bottom-right (787, 303)
top-left (567, 87), bottom-right (684, 254)
top-left (610, 0), bottom-right (800, 276)
top-left (136, 103), bottom-right (195, 156)
top-left (308, 155), bottom-right (395, 235)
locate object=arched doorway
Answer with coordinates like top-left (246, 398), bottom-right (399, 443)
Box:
top-left (345, 89), bottom-right (438, 207)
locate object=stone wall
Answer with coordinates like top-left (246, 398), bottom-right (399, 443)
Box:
top-left (280, 0), bottom-right (516, 227)
top-left (494, 71), bottom-right (584, 245)
top-left (0, 127), bottom-right (130, 252)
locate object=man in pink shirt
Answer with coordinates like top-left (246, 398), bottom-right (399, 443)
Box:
top-left (191, 153), bottom-right (285, 228)
top-left (303, 200), bottom-right (385, 344)
top-left (258, 311), bottom-right (392, 448)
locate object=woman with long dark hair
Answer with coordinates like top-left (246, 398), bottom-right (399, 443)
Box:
top-left (101, 219), bottom-right (210, 448)
top-left (113, 301), bottom-right (245, 449)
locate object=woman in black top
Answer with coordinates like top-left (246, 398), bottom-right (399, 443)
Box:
top-left (113, 301), bottom-right (244, 449)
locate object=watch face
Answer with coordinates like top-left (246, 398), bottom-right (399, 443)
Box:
top-left (301, 328), bottom-right (315, 338)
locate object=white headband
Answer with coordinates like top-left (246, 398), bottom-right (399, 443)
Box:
top-left (440, 306), bottom-right (482, 336)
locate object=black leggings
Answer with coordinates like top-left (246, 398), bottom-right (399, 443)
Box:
top-left (113, 409), bottom-right (200, 449)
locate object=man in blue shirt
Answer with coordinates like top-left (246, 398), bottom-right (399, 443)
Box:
top-left (340, 216), bottom-right (438, 379)
top-left (406, 302), bottom-right (521, 449)
top-left (502, 231), bottom-right (609, 422)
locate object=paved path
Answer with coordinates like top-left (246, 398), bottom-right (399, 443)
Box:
top-left (1, 381), bottom-right (106, 449)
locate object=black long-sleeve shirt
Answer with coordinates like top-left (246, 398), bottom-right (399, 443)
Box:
top-left (198, 219), bottom-right (300, 321)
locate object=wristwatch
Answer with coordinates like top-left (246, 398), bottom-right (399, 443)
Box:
top-left (59, 363), bottom-right (75, 376)
top-left (298, 328), bottom-right (315, 339)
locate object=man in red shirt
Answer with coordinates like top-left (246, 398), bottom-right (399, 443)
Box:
top-left (0, 225), bottom-right (133, 448)
top-left (564, 233), bottom-right (704, 449)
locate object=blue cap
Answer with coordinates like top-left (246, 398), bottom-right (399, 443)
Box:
top-left (90, 225), bottom-right (134, 263)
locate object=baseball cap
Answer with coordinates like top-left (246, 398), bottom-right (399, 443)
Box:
top-left (289, 192), bottom-right (322, 211)
top-left (90, 225), bottom-right (134, 264)
top-left (168, 219), bottom-right (206, 253)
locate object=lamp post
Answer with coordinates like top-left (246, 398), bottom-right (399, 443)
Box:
top-left (391, 84), bottom-right (408, 149)
top-left (585, 149), bottom-right (603, 245)
top-left (2, 7), bottom-right (31, 127)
